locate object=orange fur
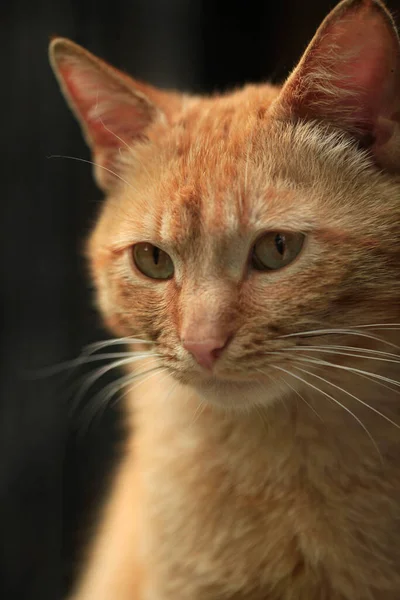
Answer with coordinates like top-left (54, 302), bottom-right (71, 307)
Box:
top-left (50, 1), bottom-right (400, 598)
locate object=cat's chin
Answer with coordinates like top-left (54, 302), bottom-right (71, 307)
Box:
top-left (188, 376), bottom-right (282, 412)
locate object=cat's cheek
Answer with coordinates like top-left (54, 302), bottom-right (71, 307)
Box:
top-left (90, 277), bottom-right (119, 335)
top-left (101, 270), bottom-right (170, 342)
top-left (89, 267), bottom-right (133, 336)
top-left (102, 314), bottom-right (127, 337)
top-left (94, 284), bottom-right (130, 336)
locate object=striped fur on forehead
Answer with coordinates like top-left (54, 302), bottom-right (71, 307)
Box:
top-left (90, 99), bottom-right (400, 294)
top-left (110, 117), bottom-right (391, 256)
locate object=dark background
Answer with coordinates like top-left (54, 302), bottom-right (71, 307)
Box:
top-left (2, 1), bottom-right (400, 598)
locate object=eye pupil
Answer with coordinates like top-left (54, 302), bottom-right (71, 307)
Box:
top-left (275, 234), bottom-right (285, 256)
top-left (251, 231), bottom-right (305, 271)
top-left (132, 243), bottom-right (174, 280)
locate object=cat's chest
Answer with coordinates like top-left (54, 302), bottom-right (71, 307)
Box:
top-left (135, 404), bottom-right (400, 600)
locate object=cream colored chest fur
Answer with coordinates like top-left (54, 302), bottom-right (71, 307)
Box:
top-left (133, 384), bottom-right (400, 600)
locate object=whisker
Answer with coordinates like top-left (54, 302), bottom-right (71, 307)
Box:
top-left (89, 366), bottom-right (166, 417)
top-left (279, 328), bottom-right (400, 350)
top-left (288, 344), bottom-right (400, 359)
top-left (271, 365), bottom-right (382, 461)
top-left (267, 369), bottom-right (324, 422)
top-left (290, 354), bottom-right (400, 389)
top-left (103, 367), bottom-right (172, 420)
top-left (287, 352), bottom-right (400, 396)
top-left (32, 351), bottom-right (158, 378)
top-left (356, 328), bottom-right (400, 331)
top-left (82, 337), bottom-right (153, 356)
top-left (347, 370), bottom-right (400, 396)
top-left (280, 346), bottom-right (400, 365)
top-left (254, 403), bottom-right (270, 435)
top-left (163, 380), bottom-right (180, 404)
top-left (347, 323), bottom-right (400, 329)
top-left (78, 366), bottom-right (165, 434)
top-left (48, 154), bottom-right (135, 190)
top-left (71, 354), bottom-right (157, 415)
top-left (191, 400), bottom-right (207, 426)
top-left (93, 100), bottom-right (154, 182)
top-left (96, 112), bottom-right (134, 155)
top-left (255, 370), bottom-right (289, 415)
top-left (134, 367), bottom-right (171, 393)
top-left (33, 336), bottom-right (153, 378)
top-left (292, 365), bottom-right (400, 430)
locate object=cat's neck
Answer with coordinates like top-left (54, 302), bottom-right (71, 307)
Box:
top-left (127, 368), bottom-right (397, 483)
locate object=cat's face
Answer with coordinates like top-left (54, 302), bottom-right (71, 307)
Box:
top-left (50, 0), bottom-right (400, 409)
top-left (88, 110), bottom-right (400, 407)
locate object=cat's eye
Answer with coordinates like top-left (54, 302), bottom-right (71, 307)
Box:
top-left (132, 243), bottom-right (174, 280)
top-left (251, 232), bottom-right (305, 271)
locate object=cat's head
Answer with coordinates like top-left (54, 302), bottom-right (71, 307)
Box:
top-left (50, 0), bottom-right (400, 410)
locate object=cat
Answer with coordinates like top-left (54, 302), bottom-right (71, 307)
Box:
top-left (50, 0), bottom-right (400, 598)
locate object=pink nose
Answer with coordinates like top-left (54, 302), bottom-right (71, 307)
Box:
top-left (182, 336), bottom-right (232, 370)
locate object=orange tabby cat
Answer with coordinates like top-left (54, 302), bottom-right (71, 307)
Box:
top-left (50, 0), bottom-right (400, 598)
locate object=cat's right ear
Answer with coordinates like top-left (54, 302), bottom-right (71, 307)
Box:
top-left (49, 38), bottom-right (175, 191)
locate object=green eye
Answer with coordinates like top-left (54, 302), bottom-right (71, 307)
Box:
top-left (132, 243), bottom-right (174, 280)
top-left (251, 232), bottom-right (305, 271)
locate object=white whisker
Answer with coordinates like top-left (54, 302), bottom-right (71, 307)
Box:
top-left (84, 337), bottom-right (153, 355)
top-left (288, 344), bottom-right (400, 359)
top-left (286, 352), bottom-right (400, 396)
top-left (255, 370), bottom-right (289, 415)
top-left (281, 346), bottom-right (400, 365)
top-left (283, 354), bottom-right (400, 389)
top-left (267, 369), bottom-right (324, 422)
top-left (347, 323), bottom-right (400, 329)
top-left (48, 154), bottom-right (136, 190)
top-left (279, 328), bottom-right (400, 350)
top-left (71, 354), bottom-right (158, 415)
top-left (78, 366), bottom-right (165, 433)
top-left (102, 367), bottom-right (171, 418)
top-left (33, 351), bottom-right (158, 377)
top-left (271, 364), bottom-right (382, 460)
top-left (292, 365), bottom-right (400, 430)
top-left (163, 380), bottom-right (180, 404)
top-left (134, 367), bottom-right (170, 393)
top-left (96, 112), bottom-right (135, 155)
top-left (92, 366), bottom-right (166, 415)
top-left (347, 370), bottom-right (400, 396)
top-left (254, 403), bottom-right (270, 435)
top-left (191, 400), bottom-right (206, 426)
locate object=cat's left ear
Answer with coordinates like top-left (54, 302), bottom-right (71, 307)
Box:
top-left (49, 38), bottom-right (178, 190)
top-left (272, 0), bottom-right (400, 171)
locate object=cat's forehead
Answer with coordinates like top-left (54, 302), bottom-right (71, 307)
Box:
top-left (128, 92), bottom-right (315, 244)
top-left (170, 84), bottom-right (279, 136)
top-left (131, 172), bottom-right (312, 256)
top-left (111, 96), bottom-right (386, 255)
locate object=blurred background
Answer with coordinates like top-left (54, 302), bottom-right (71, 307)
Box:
top-left (2, 0), bottom-right (400, 598)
